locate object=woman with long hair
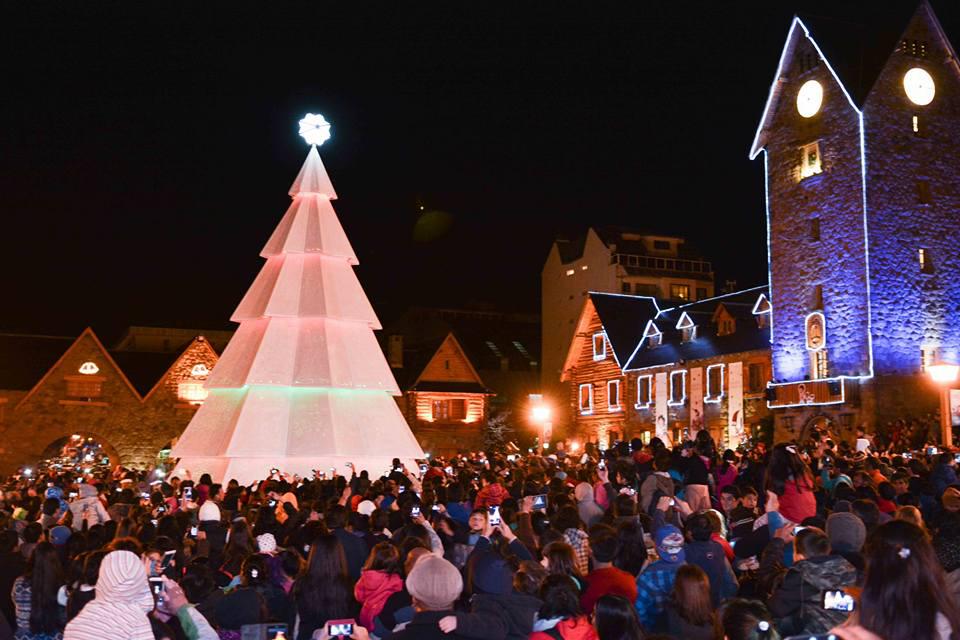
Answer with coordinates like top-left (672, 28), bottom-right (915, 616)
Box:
top-left (720, 599), bottom-right (780, 640)
top-left (553, 505), bottom-right (590, 576)
top-left (220, 519), bottom-right (256, 580)
top-left (291, 532), bottom-right (356, 640)
top-left (612, 520), bottom-right (647, 577)
top-left (540, 541), bottom-right (584, 592)
top-left (832, 520), bottom-right (960, 640)
top-left (593, 594), bottom-right (644, 640)
top-left (13, 542), bottom-right (65, 640)
top-left (354, 542), bottom-right (403, 631)
top-left (665, 565), bottom-right (721, 640)
top-left (530, 574), bottom-right (598, 639)
top-left (764, 443), bottom-right (815, 524)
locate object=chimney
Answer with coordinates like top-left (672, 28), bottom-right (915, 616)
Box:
top-left (388, 335), bottom-right (403, 368)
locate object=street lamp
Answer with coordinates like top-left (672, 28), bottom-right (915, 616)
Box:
top-left (529, 395), bottom-right (553, 450)
top-left (928, 362), bottom-right (959, 447)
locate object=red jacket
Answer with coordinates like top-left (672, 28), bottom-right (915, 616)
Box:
top-left (354, 569), bottom-right (403, 630)
top-left (530, 617), bottom-right (599, 640)
top-left (580, 566), bottom-right (638, 615)
top-left (475, 482), bottom-right (509, 509)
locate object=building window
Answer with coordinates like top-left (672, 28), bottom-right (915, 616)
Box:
top-left (668, 370), bottom-right (686, 406)
top-left (812, 350), bottom-right (829, 380)
top-left (653, 240), bottom-right (670, 251)
top-left (607, 380), bottom-right (621, 412)
top-left (917, 180), bottom-right (932, 204)
top-left (177, 382), bottom-right (208, 405)
top-left (636, 283), bottom-right (659, 297)
top-left (66, 378), bottom-right (102, 399)
top-left (592, 333), bottom-right (607, 361)
top-left (705, 364), bottom-right (724, 402)
top-left (717, 317), bottom-right (735, 337)
top-left (912, 114), bottom-right (925, 136)
top-left (919, 248), bottom-right (933, 273)
top-left (670, 284), bottom-right (690, 300)
top-left (800, 141), bottom-right (822, 179)
top-left (432, 398), bottom-right (467, 421)
top-left (565, 268), bottom-right (575, 276)
top-left (696, 287), bottom-right (707, 300)
top-left (643, 321), bottom-right (662, 349)
top-left (579, 384), bottom-right (594, 414)
top-left (636, 375), bottom-right (652, 408)
top-left (748, 363), bottom-right (765, 393)
top-left (921, 346), bottom-right (937, 372)
top-left (810, 217), bottom-right (820, 241)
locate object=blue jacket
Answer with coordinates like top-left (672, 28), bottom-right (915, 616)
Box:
top-left (931, 463), bottom-right (958, 499)
top-left (635, 559), bottom-right (682, 631)
top-left (683, 540), bottom-right (738, 606)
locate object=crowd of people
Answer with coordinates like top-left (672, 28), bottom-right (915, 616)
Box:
top-left (0, 428), bottom-right (957, 640)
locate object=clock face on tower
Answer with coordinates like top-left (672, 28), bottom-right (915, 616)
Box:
top-left (797, 80), bottom-right (824, 118)
top-left (903, 67), bottom-right (935, 105)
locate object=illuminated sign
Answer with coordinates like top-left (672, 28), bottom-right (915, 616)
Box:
top-left (78, 362), bottom-right (100, 375)
top-left (190, 364), bottom-right (210, 377)
top-left (805, 311), bottom-right (826, 351)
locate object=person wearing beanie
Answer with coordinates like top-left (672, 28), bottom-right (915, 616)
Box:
top-left (635, 523), bottom-right (687, 632)
top-left (391, 555), bottom-right (469, 640)
top-left (826, 512), bottom-right (867, 574)
top-left (256, 533), bottom-right (277, 556)
top-left (579, 525), bottom-right (637, 615)
top-left (68, 484), bottom-right (110, 532)
top-left (474, 471), bottom-right (509, 510)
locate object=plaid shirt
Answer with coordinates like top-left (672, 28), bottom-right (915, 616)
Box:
top-left (634, 560), bottom-right (682, 630)
top-left (564, 528), bottom-right (591, 576)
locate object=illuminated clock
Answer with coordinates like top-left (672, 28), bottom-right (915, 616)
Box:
top-left (903, 68), bottom-right (935, 105)
top-left (796, 80), bottom-right (824, 118)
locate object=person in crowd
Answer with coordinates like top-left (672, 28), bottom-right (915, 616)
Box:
top-left (764, 443), bottom-right (816, 525)
top-left (67, 486), bottom-right (109, 532)
top-left (680, 442), bottom-right (712, 513)
top-left (325, 505), bottom-right (368, 581)
top-left (825, 511), bottom-right (867, 574)
top-left (634, 524), bottom-right (686, 632)
top-left (574, 481), bottom-right (604, 529)
top-left (665, 564), bottom-right (721, 640)
top-left (720, 599), bottom-right (780, 640)
top-left (611, 520), bottom-right (646, 577)
top-left (355, 542), bottom-right (403, 631)
top-left (639, 454), bottom-right (674, 515)
top-left (579, 525), bottom-right (637, 615)
top-left (554, 506), bottom-right (590, 576)
top-left (62, 549), bottom-right (152, 640)
top-left (13, 541), bottom-right (64, 640)
top-left (529, 574), bottom-right (598, 640)
top-left (390, 555), bottom-right (471, 639)
top-left (65, 550), bottom-right (105, 621)
top-left (475, 472), bottom-right (509, 510)
top-left (292, 532), bottom-right (356, 640)
top-left (0, 530), bottom-right (26, 630)
top-left (540, 541), bottom-right (584, 592)
top-left (683, 513), bottom-right (737, 606)
top-left (592, 595), bottom-right (644, 640)
top-left (831, 520), bottom-right (960, 640)
top-left (931, 453), bottom-right (958, 499)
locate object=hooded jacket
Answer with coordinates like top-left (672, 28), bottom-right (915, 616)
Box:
top-left (354, 570), bottom-right (403, 630)
top-left (63, 550), bottom-right (154, 640)
top-left (68, 486), bottom-right (110, 532)
top-left (574, 483), bottom-right (604, 529)
top-left (768, 554), bottom-right (857, 636)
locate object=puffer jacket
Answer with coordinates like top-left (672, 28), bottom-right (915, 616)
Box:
top-left (768, 554), bottom-right (857, 636)
top-left (354, 570), bottom-right (403, 630)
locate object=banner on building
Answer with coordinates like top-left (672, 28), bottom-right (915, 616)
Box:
top-left (689, 367), bottom-right (704, 442)
top-left (655, 372), bottom-right (668, 443)
top-left (951, 389), bottom-right (960, 428)
top-left (728, 361), bottom-right (744, 449)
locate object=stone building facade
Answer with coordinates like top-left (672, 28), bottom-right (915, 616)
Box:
top-left (753, 3), bottom-right (960, 442)
top-left (0, 328), bottom-right (220, 473)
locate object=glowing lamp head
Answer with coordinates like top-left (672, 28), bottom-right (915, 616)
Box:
top-left (23, 468), bottom-right (31, 477)
top-left (569, 441), bottom-right (580, 452)
top-left (532, 406), bottom-right (551, 422)
top-left (928, 362), bottom-right (959, 384)
top-left (904, 68), bottom-right (935, 106)
top-left (298, 113), bottom-right (332, 146)
top-left (796, 80), bottom-right (824, 118)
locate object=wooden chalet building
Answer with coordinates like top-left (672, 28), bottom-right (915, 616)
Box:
top-left (0, 327), bottom-right (226, 473)
top-left (561, 287), bottom-right (773, 449)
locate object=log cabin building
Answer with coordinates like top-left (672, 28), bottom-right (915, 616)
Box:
top-left (561, 287), bottom-right (773, 449)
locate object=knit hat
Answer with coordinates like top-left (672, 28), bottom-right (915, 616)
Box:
top-left (198, 501), bottom-right (221, 522)
top-left (257, 533), bottom-right (277, 555)
top-left (943, 487), bottom-right (960, 512)
top-left (655, 525), bottom-right (686, 563)
top-left (357, 500), bottom-right (376, 516)
top-left (49, 525), bottom-right (71, 546)
top-left (826, 512), bottom-right (867, 552)
top-left (406, 555), bottom-right (463, 610)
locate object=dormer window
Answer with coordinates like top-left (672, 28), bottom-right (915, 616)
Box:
top-left (799, 141), bottom-right (822, 179)
top-left (592, 333), bottom-right (607, 361)
top-left (704, 364), bottom-right (724, 403)
top-left (713, 305), bottom-right (737, 337)
top-left (752, 294), bottom-right (772, 329)
top-left (642, 320), bottom-right (662, 349)
top-left (676, 312), bottom-right (696, 343)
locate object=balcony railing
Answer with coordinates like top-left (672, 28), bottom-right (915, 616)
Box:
top-left (767, 378), bottom-right (845, 408)
top-left (612, 253), bottom-right (713, 274)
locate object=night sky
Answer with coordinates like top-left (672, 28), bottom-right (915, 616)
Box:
top-left (3, 1), bottom-right (958, 341)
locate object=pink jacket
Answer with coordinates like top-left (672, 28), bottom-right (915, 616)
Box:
top-left (354, 569), bottom-right (403, 630)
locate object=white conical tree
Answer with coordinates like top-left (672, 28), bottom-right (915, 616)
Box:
top-left (171, 115), bottom-right (424, 482)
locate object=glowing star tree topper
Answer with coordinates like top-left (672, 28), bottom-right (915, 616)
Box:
top-left (299, 113), bottom-right (332, 146)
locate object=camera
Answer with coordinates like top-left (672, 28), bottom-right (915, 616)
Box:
top-left (327, 621), bottom-right (354, 638)
top-left (822, 589), bottom-right (855, 612)
top-left (531, 494), bottom-right (547, 511)
top-left (148, 576), bottom-right (164, 605)
top-left (411, 506), bottom-right (421, 518)
top-left (488, 505), bottom-right (501, 526)
top-left (268, 499), bottom-right (278, 508)
top-left (190, 525), bottom-right (199, 538)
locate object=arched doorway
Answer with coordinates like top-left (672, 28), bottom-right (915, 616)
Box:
top-left (800, 413), bottom-right (836, 444)
top-left (37, 433), bottom-right (119, 475)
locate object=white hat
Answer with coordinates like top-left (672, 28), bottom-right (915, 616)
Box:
top-left (357, 500), bottom-right (376, 516)
top-left (257, 533), bottom-right (278, 555)
top-left (198, 501), bottom-right (221, 522)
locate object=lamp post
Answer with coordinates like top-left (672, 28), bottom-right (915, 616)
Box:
top-left (928, 362), bottom-right (959, 448)
top-left (530, 398), bottom-right (552, 450)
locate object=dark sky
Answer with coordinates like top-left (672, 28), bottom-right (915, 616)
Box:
top-left (3, 1), bottom-right (957, 341)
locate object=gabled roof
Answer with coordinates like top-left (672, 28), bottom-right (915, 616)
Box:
top-left (591, 293), bottom-right (661, 367)
top-left (750, 2), bottom-right (952, 158)
top-left (624, 286), bottom-right (770, 371)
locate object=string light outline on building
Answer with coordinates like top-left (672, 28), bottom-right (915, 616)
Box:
top-left (634, 374), bottom-right (653, 409)
top-left (704, 363), bottom-right (725, 404)
top-left (298, 113), bottom-right (332, 146)
top-left (578, 383), bottom-right (594, 415)
top-left (751, 293), bottom-right (772, 315)
top-left (78, 362), bottom-right (100, 375)
top-left (667, 370), bottom-right (687, 407)
top-left (190, 364), bottom-right (210, 378)
top-left (607, 379), bottom-right (622, 412)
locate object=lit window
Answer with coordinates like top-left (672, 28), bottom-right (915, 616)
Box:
top-left (668, 371), bottom-right (686, 406)
top-left (432, 399), bottom-right (466, 421)
top-left (579, 384), bottom-right (594, 414)
top-left (921, 346), bottom-right (937, 372)
top-left (67, 378), bottom-right (102, 399)
top-left (676, 312), bottom-right (696, 343)
top-left (565, 269), bottom-right (575, 276)
top-left (800, 142), bottom-right (822, 179)
top-left (190, 364), bottom-right (210, 377)
top-left (812, 350), bottom-right (829, 380)
top-left (636, 375), bottom-right (652, 408)
top-left (642, 320), bottom-right (662, 349)
top-left (177, 382), bottom-right (208, 405)
top-left (592, 333), bottom-right (606, 361)
top-left (607, 380), bottom-right (621, 412)
top-left (581, 265), bottom-right (588, 271)
top-left (670, 284), bottom-right (690, 300)
top-left (919, 248), bottom-right (933, 273)
top-left (705, 364), bottom-right (724, 403)
top-left (78, 362), bottom-right (100, 375)
top-left (912, 114), bottom-right (922, 135)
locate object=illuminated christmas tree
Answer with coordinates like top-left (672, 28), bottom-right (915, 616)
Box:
top-left (171, 114), bottom-right (424, 482)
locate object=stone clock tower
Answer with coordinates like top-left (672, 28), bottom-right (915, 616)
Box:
top-left (751, 2), bottom-right (960, 440)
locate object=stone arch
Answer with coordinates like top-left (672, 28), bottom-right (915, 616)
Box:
top-left (35, 431), bottom-right (121, 473)
top-left (799, 412), bottom-right (836, 444)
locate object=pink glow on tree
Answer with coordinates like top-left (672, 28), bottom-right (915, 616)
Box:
top-left (171, 125), bottom-right (424, 482)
